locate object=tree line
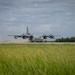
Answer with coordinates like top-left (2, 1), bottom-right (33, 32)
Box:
top-left (55, 37), bottom-right (75, 42)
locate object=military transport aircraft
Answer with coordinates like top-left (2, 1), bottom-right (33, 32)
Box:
top-left (8, 27), bottom-right (58, 42)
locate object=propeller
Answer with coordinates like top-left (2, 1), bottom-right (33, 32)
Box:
top-left (29, 35), bottom-right (34, 40)
top-left (42, 34), bottom-right (47, 39)
top-left (22, 35), bottom-right (26, 39)
top-left (48, 34), bottom-right (55, 39)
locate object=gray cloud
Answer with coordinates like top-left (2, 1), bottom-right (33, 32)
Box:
top-left (0, 0), bottom-right (75, 41)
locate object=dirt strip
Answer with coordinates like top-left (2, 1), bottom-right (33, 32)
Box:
top-left (0, 42), bottom-right (75, 44)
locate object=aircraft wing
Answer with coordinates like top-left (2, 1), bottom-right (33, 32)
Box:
top-left (8, 35), bottom-right (22, 37)
top-left (8, 34), bottom-right (34, 39)
top-left (8, 35), bottom-right (22, 39)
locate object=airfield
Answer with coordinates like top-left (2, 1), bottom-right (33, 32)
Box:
top-left (0, 41), bottom-right (75, 44)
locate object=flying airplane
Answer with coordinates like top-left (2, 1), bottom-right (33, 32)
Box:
top-left (8, 27), bottom-right (58, 42)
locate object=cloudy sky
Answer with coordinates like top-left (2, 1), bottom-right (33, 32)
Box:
top-left (0, 0), bottom-right (75, 41)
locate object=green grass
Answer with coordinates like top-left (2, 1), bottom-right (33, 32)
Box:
top-left (0, 44), bottom-right (75, 75)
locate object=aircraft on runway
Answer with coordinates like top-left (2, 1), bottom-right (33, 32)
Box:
top-left (8, 27), bottom-right (58, 42)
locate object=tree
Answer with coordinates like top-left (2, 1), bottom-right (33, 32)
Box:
top-left (55, 37), bottom-right (75, 42)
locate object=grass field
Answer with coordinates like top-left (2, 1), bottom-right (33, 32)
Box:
top-left (0, 44), bottom-right (75, 75)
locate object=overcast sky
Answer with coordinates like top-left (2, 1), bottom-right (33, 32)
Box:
top-left (0, 0), bottom-right (75, 41)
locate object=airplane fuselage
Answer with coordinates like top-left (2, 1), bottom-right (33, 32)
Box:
top-left (30, 36), bottom-right (43, 42)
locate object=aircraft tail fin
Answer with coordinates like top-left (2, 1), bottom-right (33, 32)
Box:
top-left (26, 27), bottom-right (29, 35)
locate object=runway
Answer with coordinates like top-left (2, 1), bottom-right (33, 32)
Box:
top-left (0, 41), bottom-right (75, 44)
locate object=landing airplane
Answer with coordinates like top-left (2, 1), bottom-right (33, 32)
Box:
top-left (8, 27), bottom-right (58, 42)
